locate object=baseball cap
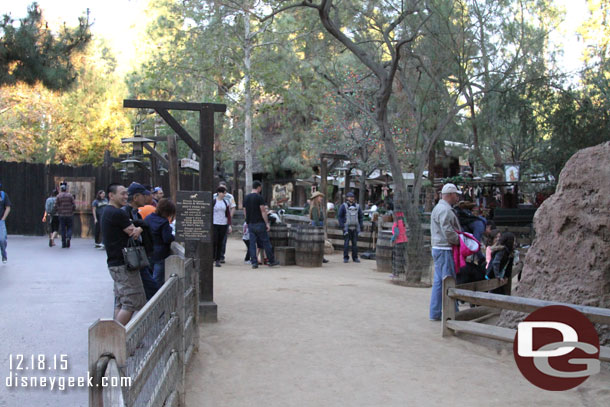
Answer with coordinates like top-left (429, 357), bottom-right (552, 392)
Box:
top-left (441, 183), bottom-right (462, 194)
top-left (346, 192), bottom-right (355, 197)
top-left (153, 187), bottom-right (163, 193)
top-left (127, 182), bottom-right (151, 196)
top-left (60, 184), bottom-right (67, 191)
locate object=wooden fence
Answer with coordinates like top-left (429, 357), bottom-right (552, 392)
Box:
top-left (0, 161), bottom-right (201, 237)
top-left (441, 276), bottom-right (610, 362)
top-left (88, 243), bottom-right (199, 406)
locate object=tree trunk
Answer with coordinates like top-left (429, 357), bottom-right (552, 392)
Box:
top-left (243, 14), bottom-right (254, 193)
top-left (359, 171), bottom-right (366, 208)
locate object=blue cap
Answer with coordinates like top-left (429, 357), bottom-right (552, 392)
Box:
top-left (346, 192), bottom-right (355, 198)
top-left (153, 187), bottom-right (163, 193)
top-left (127, 182), bottom-right (151, 196)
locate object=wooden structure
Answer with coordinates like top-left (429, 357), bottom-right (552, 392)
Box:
top-left (88, 242), bottom-right (199, 406)
top-left (294, 225), bottom-right (325, 267)
top-left (123, 99), bottom-right (226, 323)
top-left (0, 160), bottom-right (203, 237)
top-left (441, 276), bottom-right (610, 362)
top-left (233, 160), bottom-right (245, 208)
top-left (320, 153), bottom-right (349, 233)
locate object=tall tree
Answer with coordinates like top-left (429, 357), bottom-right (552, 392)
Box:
top-left (0, 2), bottom-right (91, 90)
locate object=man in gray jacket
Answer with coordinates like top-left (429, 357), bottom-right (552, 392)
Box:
top-left (429, 183), bottom-right (462, 320)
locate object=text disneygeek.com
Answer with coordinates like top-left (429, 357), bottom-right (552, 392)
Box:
top-left (5, 354), bottom-right (131, 391)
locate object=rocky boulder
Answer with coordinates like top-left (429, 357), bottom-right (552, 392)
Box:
top-left (498, 142), bottom-right (610, 345)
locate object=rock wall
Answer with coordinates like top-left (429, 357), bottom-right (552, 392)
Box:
top-left (498, 142), bottom-right (610, 345)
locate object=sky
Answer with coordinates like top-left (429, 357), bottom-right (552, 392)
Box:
top-left (0, 0), bottom-right (593, 77)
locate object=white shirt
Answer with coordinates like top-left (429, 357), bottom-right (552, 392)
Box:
top-left (213, 199), bottom-right (228, 225)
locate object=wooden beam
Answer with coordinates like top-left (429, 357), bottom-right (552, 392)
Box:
top-left (124, 99), bottom-right (226, 113)
top-left (320, 157), bottom-right (328, 235)
top-left (448, 289), bottom-right (610, 325)
top-left (156, 108), bottom-right (201, 156)
top-left (198, 106), bottom-right (216, 322)
top-left (445, 320), bottom-right (610, 362)
top-left (167, 134), bottom-right (179, 203)
top-left (446, 320), bottom-right (515, 342)
top-left (320, 153), bottom-right (349, 160)
top-left (442, 276), bottom-right (457, 337)
top-left (456, 279), bottom-right (507, 293)
top-left (143, 144), bottom-right (169, 168)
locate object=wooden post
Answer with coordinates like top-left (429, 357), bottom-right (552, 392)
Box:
top-left (442, 276), bottom-right (456, 337)
top-left (88, 319), bottom-right (127, 407)
top-left (320, 157), bottom-right (328, 234)
top-left (167, 134), bottom-right (179, 203)
top-left (345, 168), bottom-right (352, 198)
top-left (165, 254), bottom-right (186, 405)
top-left (199, 106), bottom-right (217, 322)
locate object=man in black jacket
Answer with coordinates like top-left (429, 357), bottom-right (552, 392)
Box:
top-left (123, 183), bottom-right (158, 299)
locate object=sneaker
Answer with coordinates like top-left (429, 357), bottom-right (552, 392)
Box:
top-left (220, 259), bottom-right (226, 264)
top-left (353, 258), bottom-right (361, 263)
top-left (244, 260), bottom-right (251, 265)
top-left (66, 239), bottom-right (71, 248)
top-left (2, 257), bottom-right (6, 264)
top-left (49, 238), bottom-right (53, 247)
top-left (343, 259), bottom-right (349, 263)
top-left (252, 264), bottom-right (259, 269)
top-left (215, 261), bottom-right (222, 267)
top-left (322, 258), bottom-right (329, 263)
top-left (268, 261), bottom-right (280, 267)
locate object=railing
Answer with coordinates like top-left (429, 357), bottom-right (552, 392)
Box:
top-left (441, 276), bottom-right (610, 362)
top-left (89, 242), bottom-right (199, 407)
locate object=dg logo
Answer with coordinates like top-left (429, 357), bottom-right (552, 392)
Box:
top-left (514, 305), bottom-right (601, 391)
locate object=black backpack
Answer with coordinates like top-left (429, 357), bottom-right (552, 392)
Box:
top-left (454, 207), bottom-right (479, 234)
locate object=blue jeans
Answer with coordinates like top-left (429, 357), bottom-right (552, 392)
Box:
top-left (140, 264), bottom-right (159, 300)
top-left (429, 248), bottom-right (457, 320)
top-left (152, 261), bottom-right (165, 290)
top-left (0, 220), bottom-right (7, 260)
top-left (343, 229), bottom-right (359, 260)
top-left (248, 222), bottom-right (275, 265)
top-left (59, 216), bottom-right (73, 243)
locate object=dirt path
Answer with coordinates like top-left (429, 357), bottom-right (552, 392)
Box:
top-left (185, 238), bottom-right (610, 407)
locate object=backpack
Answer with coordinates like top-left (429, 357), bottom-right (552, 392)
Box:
top-left (344, 203), bottom-right (360, 227)
top-left (454, 207), bottom-right (479, 234)
top-left (45, 197), bottom-right (56, 215)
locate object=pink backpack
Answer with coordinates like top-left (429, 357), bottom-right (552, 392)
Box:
top-left (453, 231), bottom-right (481, 272)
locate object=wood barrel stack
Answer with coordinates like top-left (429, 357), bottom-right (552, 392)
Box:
top-left (375, 230), bottom-right (393, 273)
top-left (287, 224), bottom-right (297, 248)
top-left (294, 225), bottom-right (325, 267)
top-left (269, 224), bottom-right (289, 251)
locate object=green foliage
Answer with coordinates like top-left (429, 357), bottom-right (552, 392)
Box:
top-left (0, 2), bottom-right (91, 90)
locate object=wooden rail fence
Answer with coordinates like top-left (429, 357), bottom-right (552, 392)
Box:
top-left (88, 242), bottom-right (199, 407)
top-left (441, 276), bottom-right (610, 362)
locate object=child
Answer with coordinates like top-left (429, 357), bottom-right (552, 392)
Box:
top-left (485, 232), bottom-right (516, 295)
top-left (243, 222), bottom-right (251, 264)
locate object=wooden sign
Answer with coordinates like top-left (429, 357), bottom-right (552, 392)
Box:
top-left (53, 176), bottom-right (95, 213)
top-left (175, 191), bottom-right (212, 242)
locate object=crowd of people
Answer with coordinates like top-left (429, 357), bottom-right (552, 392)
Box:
top-left (429, 183), bottom-right (516, 321)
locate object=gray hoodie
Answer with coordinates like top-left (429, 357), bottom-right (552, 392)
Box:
top-left (430, 199), bottom-right (461, 248)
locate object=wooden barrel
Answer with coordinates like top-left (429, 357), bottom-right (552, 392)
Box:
top-left (376, 231), bottom-right (393, 273)
top-left (287, 224), bottom-right (296, 247)
top-left (295, 225), bottom-right (325, 267)
top-left (269, 224), bottom-right (289, 250)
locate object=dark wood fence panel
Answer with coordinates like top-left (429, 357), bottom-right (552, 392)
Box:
top-left (0, 161), bottom-right (200, 237)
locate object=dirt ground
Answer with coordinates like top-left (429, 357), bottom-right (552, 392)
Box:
top-left (185, 237), bottom-right (610, 407)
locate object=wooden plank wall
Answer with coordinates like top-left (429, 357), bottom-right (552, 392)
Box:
top-left (0, 161), bottom-right (201, 237)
